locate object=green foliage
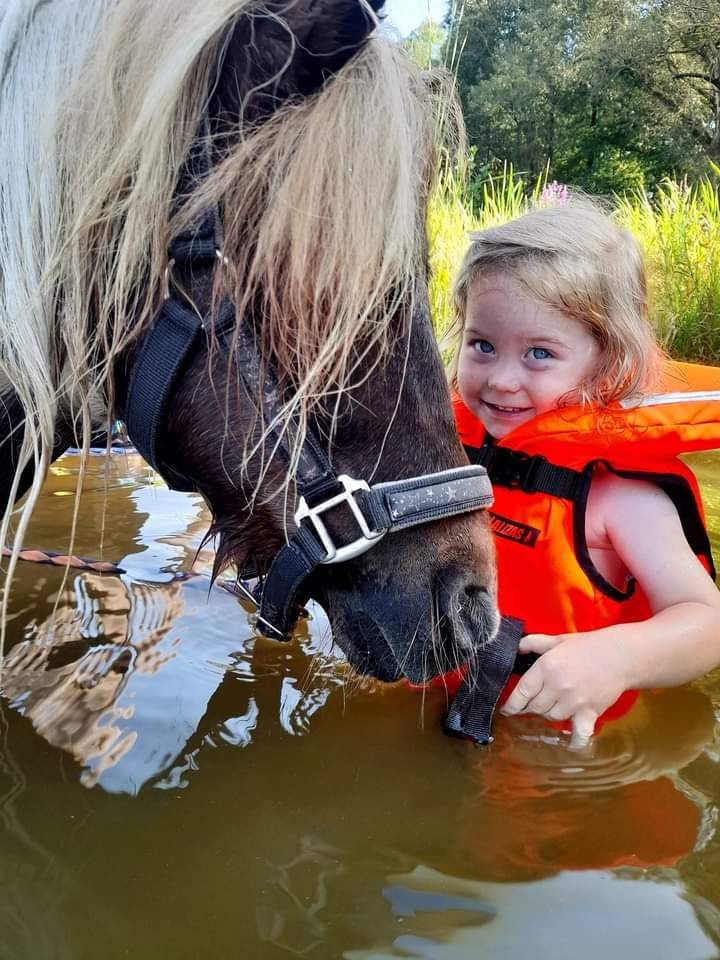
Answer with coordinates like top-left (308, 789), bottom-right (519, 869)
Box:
top-left (616, 171), bottom-right (720, 361)
top-left (426, 167), bottom-right (475, 337)
top-left (447, 0), bottom-right (720, 195)
top-left (428, 167), bottom-right (720, 360)
top-left (402, 18), bottom-right (446, 68)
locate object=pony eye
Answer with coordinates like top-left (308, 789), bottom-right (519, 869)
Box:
top-left (473, 339), bottom-right (494, 354)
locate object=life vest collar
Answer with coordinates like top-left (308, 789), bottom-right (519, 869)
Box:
top-left (457, 393), bottom-right (720, 463)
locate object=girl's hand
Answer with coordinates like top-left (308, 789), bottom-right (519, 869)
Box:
top-left (500, 632), bottom-right (630, 747)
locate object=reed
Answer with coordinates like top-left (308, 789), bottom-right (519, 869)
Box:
top-left (615, 173), bottom-right (720, 362)
top-left (429, 166), bottom-right (720, 361)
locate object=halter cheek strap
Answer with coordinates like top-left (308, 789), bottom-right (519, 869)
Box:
top-left (126, 299), bottom-right (224, 492)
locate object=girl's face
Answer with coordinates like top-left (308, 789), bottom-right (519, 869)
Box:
top-left (457, 272), bottom-right (601, 439)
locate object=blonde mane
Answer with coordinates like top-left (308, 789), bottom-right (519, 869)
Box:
top-left (0, 0), bottom-right (445, 652)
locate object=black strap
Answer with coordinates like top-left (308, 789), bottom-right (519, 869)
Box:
top-left (125, 299), bottom-right (204, 490)
top-left (512, 649), bottom-right (540, 674)
top-left (465, 441), bottom-right (582, 500)
top-left (125, 297), bottom-right (237, 491)
top-left (444, 616), bottom-right (524, 744)
top-left (126, 114), bottom-right (225, 487)
top-left (169, 116), bottom-right (219, 266)
top-left (257, 527), bottom-right (329, 640)
top-left (169, 219), bottom-right (218, 265)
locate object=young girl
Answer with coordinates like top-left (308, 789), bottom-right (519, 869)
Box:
top-left (447, 201), bottom-right (720, 745)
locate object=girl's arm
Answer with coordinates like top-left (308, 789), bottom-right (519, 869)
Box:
top-left (500, 473), bottom-right (720, 744)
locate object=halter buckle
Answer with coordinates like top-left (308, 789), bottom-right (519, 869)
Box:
top-left (295, 474), bottom-right (386, 564)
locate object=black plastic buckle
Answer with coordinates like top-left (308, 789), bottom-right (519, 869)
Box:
top-left (489, 449), bottom-right (546, 493)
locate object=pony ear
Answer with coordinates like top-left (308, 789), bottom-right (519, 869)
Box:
top-left (212, 0), bottom-right (386, 127)
top-left (291, 0), bottom-right (386, 88)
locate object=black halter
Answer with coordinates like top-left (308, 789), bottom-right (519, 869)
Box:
top-left (124, 132), bottom-right (494, 643)
top-left (125, 270), bottom-right (493, 638)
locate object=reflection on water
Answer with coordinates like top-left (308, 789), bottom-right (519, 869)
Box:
top-left (349, 866), bottom-right (720, 959)
top-left (0, 450), bottom-right (719, 958)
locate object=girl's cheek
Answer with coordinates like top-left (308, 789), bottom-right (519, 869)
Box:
top-left (457, 350), bottom-right (472, 379)
top-left (460, 360), bottom-right (481, 389)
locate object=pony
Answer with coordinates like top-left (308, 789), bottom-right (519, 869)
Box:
top-left (0, 0), bottom-right (497, 684)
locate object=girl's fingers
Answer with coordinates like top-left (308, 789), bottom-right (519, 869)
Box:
top-left (570, 708), bottom-right (598, 749)
top-left (500, 670), bottom-right (544, 716)
top-left (546, 702), bottom-right (571, 722)
top-left (518, 633), bottom-right (564, 655)
top-left (524, 691), bottom-right (562, 717)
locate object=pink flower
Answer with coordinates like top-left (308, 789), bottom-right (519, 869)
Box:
top-left (541, 180), bottom-right (569, 205)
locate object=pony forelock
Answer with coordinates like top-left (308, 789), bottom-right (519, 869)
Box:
top-left (183, 36), bottom-right (442, 488)
top-left (0, 0), bottom-right (449, 652)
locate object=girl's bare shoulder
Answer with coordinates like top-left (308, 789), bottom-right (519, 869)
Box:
top-left (585, 465), bottom-right (678, 550)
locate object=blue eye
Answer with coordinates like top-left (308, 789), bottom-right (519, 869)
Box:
top-left (472, 339), bottom-right (495, 354)
top-left (528, 346), bottom-right (554, 361)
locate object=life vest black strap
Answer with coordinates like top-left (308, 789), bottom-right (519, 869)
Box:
top-left (464, 442), bottom-right (583, 500)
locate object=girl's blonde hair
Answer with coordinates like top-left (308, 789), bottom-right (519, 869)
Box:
top-left (445, 199), bottom-right (664, 405)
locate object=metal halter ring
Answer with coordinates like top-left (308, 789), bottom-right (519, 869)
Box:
top-left (162, 249), bottom-right (228, 300)
top-left (294, 475), bottom-right (386, 564)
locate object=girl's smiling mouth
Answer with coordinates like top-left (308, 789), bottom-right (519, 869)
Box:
top-left (483, 400), bottom-right (533, 415)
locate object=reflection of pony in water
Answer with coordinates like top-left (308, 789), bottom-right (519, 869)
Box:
top-left (0, 568), bottom-right (346, 792)
top-left (0, 0), bottom-right (497, 681)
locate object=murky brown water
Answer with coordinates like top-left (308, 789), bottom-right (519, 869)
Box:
top-left (1, 450), bottom-right (719, 959)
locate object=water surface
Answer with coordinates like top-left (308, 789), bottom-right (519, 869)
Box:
top-left (1, 451), bottom-right (719, 959)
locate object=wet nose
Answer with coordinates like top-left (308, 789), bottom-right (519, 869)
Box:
top-left (435, 566), bottom-right (499, 657)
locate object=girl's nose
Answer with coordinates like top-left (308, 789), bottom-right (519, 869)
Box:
top-left (487, 364), bottom-right (521, 392)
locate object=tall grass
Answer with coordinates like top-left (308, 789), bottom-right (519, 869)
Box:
top-left (429, 166), bottom-right (720, 362)
top-left (616, 174), bottom-right (720, 362)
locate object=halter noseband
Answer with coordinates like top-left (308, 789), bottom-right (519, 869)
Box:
top-left (124, 137), bottom-right (494, 642)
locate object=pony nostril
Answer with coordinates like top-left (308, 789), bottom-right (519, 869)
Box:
top-left (459, 584), bottom-right (491, 617)
top-left (433, 568), bottom-right (499, 653)
top-left (463, 584), bottom-right (489, 601)
top-left (454, 582), bottom-right (499, 645)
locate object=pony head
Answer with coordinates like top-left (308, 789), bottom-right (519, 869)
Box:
top-left (0, 0), bottom-right (497, 682)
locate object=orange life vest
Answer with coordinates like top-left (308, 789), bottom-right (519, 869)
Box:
top-left (455, 361), bottom-right (720, 640)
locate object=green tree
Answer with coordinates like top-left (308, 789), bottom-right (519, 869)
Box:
top-left (403, 18), bottom-right (446, 68)
top-left (627, 0), bottom-right (720, 161)
top-left (448, 0), bottom-right (718, 193)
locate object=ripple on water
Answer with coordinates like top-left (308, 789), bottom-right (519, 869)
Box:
top-left (474, 684), bottom-right (717, 799)
top-left (447, 684), bottom-right (718, 877)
